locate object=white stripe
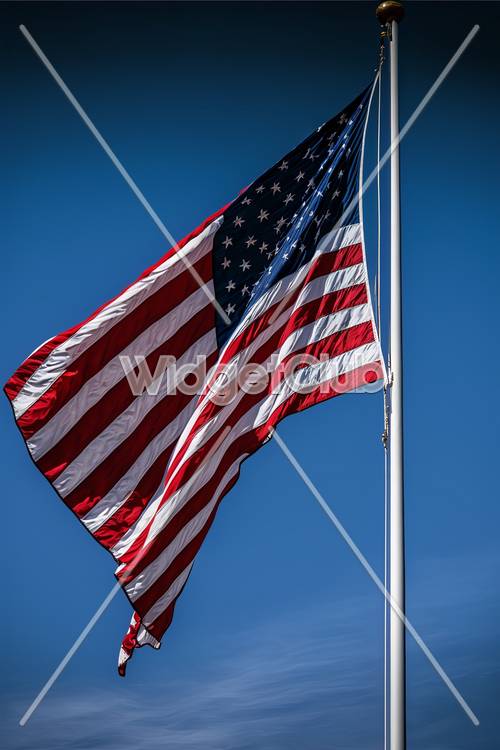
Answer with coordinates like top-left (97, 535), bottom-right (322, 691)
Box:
top-left (170, 297), bottom-right (371, 483)
top-left (118, 441), bottom-right (244, 569)
top-left (113, 290), bottom-right (381, 572)
top-left (12, 218), bottom-right (221, 420)
top-left (277, 302), bottom-right (371, 362)
top-left (110, 225), bottom-right (368, 563)
top-left (123, 342), bottom-right (381, 612)
top-left (272, 341), bottom-right (381, 409)
top-left (81, 394), bottom-right (199, 532)
top-left (54, 328), bottom-right (217, 498)
top-left (167, 262), bottom-right (367, 476)
top-left (28, 286), bottom-right (212, 462)
top-left (143, 340), bottom-right (380, 551)
top-left (136, 626), bottom-right (160, 648)
top-left (111, 468), bottom-right (171, 560)
top-left (113, 428), bottom-right (244, 563)
top-left (118, 646), bottom-right (130, 668)
top-left (125, 460), bottom-right (242, 601)
top-left (112, 284), bottom-right (375, 563)
top-left (132, 228), bottom-right (372, 626)
top-left (222, 222), bottom-right (361, 351)
top-left (141, 562), bottom-right (194, 629)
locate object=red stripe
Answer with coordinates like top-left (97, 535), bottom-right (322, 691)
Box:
top-left (118, 321), bottom-right (376, 580)
top-left (65, 350), bottom-right (218, 519)
top-left (130, 358), bottom-right (382, 632)
top-left (36, 305), bottom-right (214, 480)
top-left (126, 463), bottom-right (245, 616)
top-left (167, 283), bottom-right (368, 483)
top-left (94, 444), bottom-right (177, 549)
top-left (128, 355), bottom-right (382, 621)
top-left (216, 242), bottom-right (363, 369)
top-left (65, 390), bottom-right (193, 517)
top-left (5, 204), bottom-right (229, 403)
top-left (17, 253), bottom-right (213, 440)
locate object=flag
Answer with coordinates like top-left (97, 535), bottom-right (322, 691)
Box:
top-left (5, 82), bottom-right (384, 675)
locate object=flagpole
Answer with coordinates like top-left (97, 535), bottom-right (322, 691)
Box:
top-left (376, 2), bottom-right (406, 750)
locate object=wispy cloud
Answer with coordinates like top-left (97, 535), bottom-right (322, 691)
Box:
top-left (4, 597), bottom-right (383, 750)
top-left (3, 549), bottom-right (499, 750)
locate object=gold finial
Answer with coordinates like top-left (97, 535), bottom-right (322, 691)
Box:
top-left (376, 0), bottom-right (405, 26)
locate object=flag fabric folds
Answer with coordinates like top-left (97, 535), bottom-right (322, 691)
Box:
top-left (5, 82), bottom-right (384, 675)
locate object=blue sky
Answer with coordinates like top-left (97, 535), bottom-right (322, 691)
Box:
top-left (1, 2), bottom-right (499, 748)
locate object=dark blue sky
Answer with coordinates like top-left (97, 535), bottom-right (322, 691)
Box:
top-left (1, 2), bottom-right (499, 748)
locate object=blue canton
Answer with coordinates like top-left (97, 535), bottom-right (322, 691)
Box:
top-left (213, 85), bottom-right (371, 347)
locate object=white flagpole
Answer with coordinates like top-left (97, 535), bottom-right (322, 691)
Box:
top-left (376, 2), bottom-right (406, 749)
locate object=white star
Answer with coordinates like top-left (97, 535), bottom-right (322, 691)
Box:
top-left (255, 184), bottom-right (265, 194)
top-left (245, 235), bottom-right (257, 247)
top-left (233, 215), bottom-right (245, 228)
top-left (283, 252), bottom-right (289, 259)
top-left (222, 256), bottom-right (231, 269)
top-left (222, 235), bottom-right (233, 248)
top-left (240, 259), bottom-right (251, 271)
top-left (284, 193), bottom-right (294, 205)
top-left (271, 182), bottom-right (281, 195)
top-left (338, 113), bottom-right (348, 125)
top-left (257, 209), bottom-right (269, 222)
top-left (275, 216), bottom-right (287, 233)
top-left (259, 241), bottom-right (269, 254)
top-left (225, 303), bottom-right (235, 316)
top-left (309, 151), bottom-right (319, 161)
top-left (299, 243), bottom-right (306, 251)
top-left (278, 160), bottom-right (288, 171)
top-left (307, 179), bottom-right (315, 189)
top-left (242, 196), bottom-right (252, 205)
top-left (266, 251), bottom-right (273, 260)
top-left (295, 171), bottom-right (305, 182)
top-left (241, 284), bottom-right (250, 296)
top-left (333, 189), bottom-right (341, 198)
top-left (226, 279), bottom-right (236, 292)
top-left (338, 170), bottom-right (344, 178)
top-left (267, 266), bottom-right (273, 275)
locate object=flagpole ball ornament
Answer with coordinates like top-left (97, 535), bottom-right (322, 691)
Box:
top-left (376, 0), bottom-right (405, 25)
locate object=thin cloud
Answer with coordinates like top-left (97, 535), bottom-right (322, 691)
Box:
top-left (3, 551), bottom-right (499, 750)
top-left (4, 597), bottom-right (383, 750)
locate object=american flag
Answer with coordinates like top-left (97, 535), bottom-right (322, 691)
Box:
top-left (5, 82), bottom-right (384, 674)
